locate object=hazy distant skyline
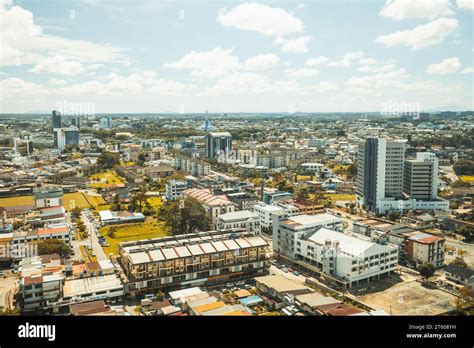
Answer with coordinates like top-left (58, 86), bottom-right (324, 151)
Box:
top-left (1, 0), bottom-right (473, 114)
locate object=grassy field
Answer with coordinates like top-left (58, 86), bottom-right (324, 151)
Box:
top-left (324, 193), bottom-right (356, 201)
top-left (89, 170), bottom-right (126, 189)
top-left (296, 175), bottom-right (312, 181)
top-left (99, 217), bottom-right (168, 255)
top-left (147, 196), bottom-right (163, 208)
top-left (0, 192), bottom-right (106, 211)
top-left (460, 175), bottom-right (474, 183)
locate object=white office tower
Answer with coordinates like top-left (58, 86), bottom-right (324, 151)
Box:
top-left (356, 137), bottom-right (405, 213)
top-left (416, 152), bottom-right (439, 198)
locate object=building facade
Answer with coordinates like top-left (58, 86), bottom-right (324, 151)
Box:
top-left (118, 231), bottom-right (270, 294)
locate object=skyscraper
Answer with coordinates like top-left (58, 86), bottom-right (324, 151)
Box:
top-left (52, 110), bottom-right (62, 129)
top-left (53, 127), bottom-right (79, 150)
top-left (204, 132), bottom-right (232, 159)
top-left (356, 137), bottom-right (405, 212)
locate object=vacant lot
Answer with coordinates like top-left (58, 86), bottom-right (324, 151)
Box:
top-left (99, 217), bottom-right (168, 255)
top-left (89, 170), bottom-right (126, 189)
top-left (460, 175), bottom-right (474, 183)
top-left (0, 192), bottom-right (106, 211)
top-left (324, 194), bottom-right (356, 201)
top-left (357, 278), bottom-right (457, 315)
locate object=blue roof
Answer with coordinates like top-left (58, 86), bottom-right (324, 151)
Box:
top-left (239, 295), bottom-right (263, 306)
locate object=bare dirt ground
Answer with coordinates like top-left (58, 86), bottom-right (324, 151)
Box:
top-left (356, 276), bottom-right (458, 315)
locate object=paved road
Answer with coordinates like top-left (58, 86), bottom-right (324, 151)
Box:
top-left (0, 275), bottom-right (19, 311)
top-left (269, 265), bottom-right (307, 284)
top-left (81, 210), bottom-right (107, 261)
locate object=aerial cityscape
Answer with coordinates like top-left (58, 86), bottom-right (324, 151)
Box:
top-left (0, 0), bottom-right (473, 345)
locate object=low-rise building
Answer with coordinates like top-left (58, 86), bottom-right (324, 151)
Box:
top-left (165, 180), bottom-right (188, 200)
top-left (406, 232), bottom-right (445, 268)
top-left (184, 188), bottom-right (235, 227)
top-left (118, 230), bottom-right (270, 295)
top-left (98, 210), bottom-right (145, 226)
top-left (217, 210), bottom-right (261, 235)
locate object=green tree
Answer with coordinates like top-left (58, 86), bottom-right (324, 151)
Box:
top-left (97, 152), bottom-right (120, 170)
top-left (458, 225), bottom-right (474, 243)
top-left (387, 210), bottom-right (401, 222)
top-left (418, 262), bottom-right (436, 281)
top-left (158, 197), bottom-right (211, 235)
top-left (37, 240), bottom-right (70, 257)
top-left (450, 257), bottom-right (468, 268)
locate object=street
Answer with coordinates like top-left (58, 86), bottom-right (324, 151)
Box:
top-left (80, 210), bottom-right (108, 261)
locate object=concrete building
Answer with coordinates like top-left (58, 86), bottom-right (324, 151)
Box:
top-left (53, 127), bottom-right (79, 150)
top-left (226, 192), bottom-right (259, 211)
top-left (356, 137), bottom-right (405, 213)
top-left (174, 155), bottom-right (210, 176)
top-left (272, 213), bottom-right (343, 259)
top-left (118, 230), bottom-right (270, 294)
top-left (204, 132), bottom-right (232, 159)
top-left (184, 188), bottom-right (235, 227)
top-left (14, 138), bottom-right (34, 156)
top-left (254, 203), bottom-right (284, 234)
top-left (406, 232), bottom-right (445, 268)
top-left (276, 225), bottom-right (399, 287)
top-left (165, 180), bottom-right (188, 200)
top-left (357, 139), bottom-right (448, 214)
top-left (217, 210), bottom-right (261, 235)
top-left (52, 110), bottom-right (62, 129)
top-left (403, 160), bottom-right (436, 199)
top-left (300, 163), bottom-right (324, 176)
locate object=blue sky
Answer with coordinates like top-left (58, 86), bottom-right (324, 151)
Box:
top-left (0, 0), bottom-right (473, 113)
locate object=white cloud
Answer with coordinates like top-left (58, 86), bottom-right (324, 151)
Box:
top-left (379, 0), bottom-right (453, 20)
top-left (49, 78), bottom-right (67, 85)
top-left (358, 64), bottom-right (396, 73)
top-left (0, 77), bottom-right (48, 99)
top-left (314, 81), bottom-right (338, 92)
top-left (217, 2), bottom-right (304, 37)
top-left (284, 67), bottom-right (318, 78)
top-left (375, 17), bottom-right (459, 49)
top-left (426, 57), bottom-right (462, 74)
top-left (149, 79), bottom-right (197, 96)
top-left (0, 1), bottom-right (124, 67)
top-left (297, 3), bottom-right (305, 9)
top-left (274, 36), bottom-right (310, 53)
top-left (462, 66), bottom-right (474, 74)
top-left (305, 56), bottom-right (329, 66)
top-left (328, 51), bottom-right (364, 67)
top-left (163, 47), bottom-right (239, 78)
top-left (242, 53), bottom-right (280, 70)
top-left (29, 55), bottom-right (85, 75)
top-left (457, 0), bottom-right (474, 11)
top-left (346, 68), bottom-right (409, 89)
top-left (358, 58), bottom-right (377, 65)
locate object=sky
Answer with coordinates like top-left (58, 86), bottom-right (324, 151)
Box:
top-left (0, 0), bottom-right (473, 114)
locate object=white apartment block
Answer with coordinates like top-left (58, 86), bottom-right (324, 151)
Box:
top-left (174, 156), bottom-right (210, 176)
top-left (217, 210), bottom-right (261, 235)
top-left (165, 180), bottom-right (188, 200)
top-left (272, 213), bottom-right (343, 259)
top-left (254, 203), bottom-right (284, 234)
top-left (297, 229), bottom-right (399, 286)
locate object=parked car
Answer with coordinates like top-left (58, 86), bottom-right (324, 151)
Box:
top-left (91, 251), bottom-right (96, 257)
top-left (292, 271), bottom-right (300, 276)
top-left (226, 282), bottom-right (234, 288)
top-left (282, 268), bottom-right (288, 273)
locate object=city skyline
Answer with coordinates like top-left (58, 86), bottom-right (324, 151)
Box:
top-left (1, 0), bottom-right (473, 114)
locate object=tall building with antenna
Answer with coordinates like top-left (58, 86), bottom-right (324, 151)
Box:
top-left (200, 109), bottom-right (214, 132)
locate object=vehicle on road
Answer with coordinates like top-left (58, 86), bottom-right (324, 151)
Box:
top-left (282, 268), bottom-right (288, 273)
top-left (292, 271), bottom-right (300, 276)
top-left (91, 251), bottom-right (96, 257)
